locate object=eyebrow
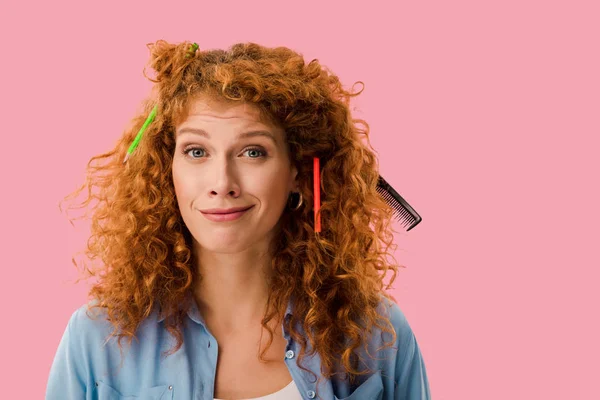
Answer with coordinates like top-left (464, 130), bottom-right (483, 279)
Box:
top-left (176, 127), bottom-right (279, 145)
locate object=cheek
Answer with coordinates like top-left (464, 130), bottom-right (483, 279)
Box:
top-left (172, 164), bottom-right (196, 200)
top-left (172, 167), bottom-right (182, 196)
top-left (252, 171), bottom-right (288, 198)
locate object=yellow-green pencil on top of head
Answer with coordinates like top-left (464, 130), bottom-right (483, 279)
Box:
top-left (122, 43), bottom-right (198, 164)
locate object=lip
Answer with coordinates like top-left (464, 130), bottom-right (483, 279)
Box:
top-left (200, 206), bottom-right (253, 214)
top-left (200, 206), bottom-right (253, 222)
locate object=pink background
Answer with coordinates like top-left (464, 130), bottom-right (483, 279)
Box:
top-left (1, 0), bottom-right (598, 398)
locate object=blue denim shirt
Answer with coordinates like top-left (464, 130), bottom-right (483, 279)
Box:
top-left (46, 293), bottom-right (431, 399)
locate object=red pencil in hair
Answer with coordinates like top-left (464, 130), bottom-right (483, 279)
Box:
top-left (313, 157), bottom-right (321, 232)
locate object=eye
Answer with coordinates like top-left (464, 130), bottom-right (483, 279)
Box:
top-left (182, 146), bottom-right (206, 159)
top-left (183, 147), bottom-right (206, 159)
top-left (243, 147), bottom-right (268, 158)
top-left (181, 146), bottom-right (268, 160)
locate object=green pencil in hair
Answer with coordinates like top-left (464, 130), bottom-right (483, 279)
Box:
top-left (122, 104), bottom-right (158, 164)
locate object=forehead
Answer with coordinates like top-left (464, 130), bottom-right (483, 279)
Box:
top-left (175, 95), bottom-right (285, 146)
top-left (181, 94), bottom-right (272, 127)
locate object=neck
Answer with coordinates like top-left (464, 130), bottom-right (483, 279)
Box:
top-left (192, 246), bottom-right (274, 333)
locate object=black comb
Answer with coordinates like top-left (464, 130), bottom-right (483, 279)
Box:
top-left (376, 175), bottom-right (422, 231)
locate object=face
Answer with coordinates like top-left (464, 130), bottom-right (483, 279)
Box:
top-left (172, 94), bottom-right (298, 254)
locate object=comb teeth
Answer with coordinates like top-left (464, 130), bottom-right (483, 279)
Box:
top-left (376, 176), bottom-right (422, 231)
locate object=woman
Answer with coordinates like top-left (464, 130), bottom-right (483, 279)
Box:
top-left (47, 40), bottom-right (431, 400)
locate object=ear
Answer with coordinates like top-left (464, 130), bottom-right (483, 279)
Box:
top-left (289, 164), bottom-right (299, 192)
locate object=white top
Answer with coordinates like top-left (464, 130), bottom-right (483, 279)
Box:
top-left (214, 379), bottom-right (303, 400)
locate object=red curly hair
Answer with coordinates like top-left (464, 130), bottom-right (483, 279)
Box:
top-left (60, 40), bottom-right (406, 386)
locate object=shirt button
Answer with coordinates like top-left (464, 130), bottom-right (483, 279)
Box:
top-left (307, 390), bottom-right (316, 398)
top-left (168, 385), bottom-right (173, 390)
top-left (285, 350), bottom-right (295, 359)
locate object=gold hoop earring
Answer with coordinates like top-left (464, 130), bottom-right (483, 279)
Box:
top-left (288, 192), bottom-right (303, 211)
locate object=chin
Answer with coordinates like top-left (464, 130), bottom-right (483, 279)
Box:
top-left (196, 232), bottom-right (253, 253)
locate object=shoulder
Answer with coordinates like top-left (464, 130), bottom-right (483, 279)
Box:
top-left (47, 301), bottom-right (170, 398)
top-left (352, 294), bottom-right (417, 362)
top-left (68, 299), bottom-right (163, 336)
top-left (374, 294), bottom-right (426, 361)
top-left (375, 294), bottom-right (431, 398)
top-left (47, 300), bottom-right (119, 396)
top-left (58, 300), bottom-right (168, 372)
top-left (360, 294), bottom-right (426, 371)
top-left (69, 300), bottom-right (110, 328)
top-left (375, 293), bottom-right (414, 343)
top-left (66, 300), bottom-right (116, 342)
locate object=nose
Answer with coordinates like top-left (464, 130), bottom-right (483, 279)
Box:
top-left (207, 159), bottom-right (241, 199)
